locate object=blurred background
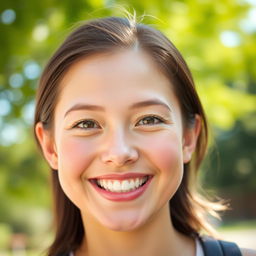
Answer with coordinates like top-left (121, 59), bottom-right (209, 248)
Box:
top-left (0, 0), bottom-right (255, 255)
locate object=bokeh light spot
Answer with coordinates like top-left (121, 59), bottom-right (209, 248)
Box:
top-left (9, 73), bottom-right (24, 88)
top-left (220, 31), bottom-right (241, 47)
top-left (23, 61), bottom-right (41, 80)
top-left (33, 24), bottom-right (49, 42)
top-left (22, 100), bottom-right (35, 125)
top-left (239, 8), bottom-right (256, 33)
top-left (0, 122), bottom-right (25, 146)
top-left (1, 9), bottom-right (16, 24)
top-left (0, 98), bottom-right (11, 116)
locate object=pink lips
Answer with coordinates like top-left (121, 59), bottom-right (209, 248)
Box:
top-left (89, 173), bottom-right (153, 202)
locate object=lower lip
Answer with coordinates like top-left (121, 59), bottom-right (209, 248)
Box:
top-left (89, 177), bottom-right (153, 202)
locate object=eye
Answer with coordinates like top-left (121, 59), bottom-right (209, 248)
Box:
top-left (136, 115), bottom-right (165, 126)
top-left (73, 119), bottom-right (100, 129)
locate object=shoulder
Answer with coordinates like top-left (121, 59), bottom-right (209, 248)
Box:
top-left (240, 248), bottom-right (256, 256)
top-left (198, 235), bottom-right (256, 256)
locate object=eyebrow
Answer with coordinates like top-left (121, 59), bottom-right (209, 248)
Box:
top-left (64, 99), bottom-right (171, 117)
top-left (64, 104), bottom-right (104, 117)
top-left (130, 99), bottom-right (171, 111)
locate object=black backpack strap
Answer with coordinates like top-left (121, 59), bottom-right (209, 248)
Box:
top-left (218, 239), bottom-right (242, 256)
top-left (199, 235), bottom-right (224, 256)
top-left (199, 235), bottom-right (242, 256)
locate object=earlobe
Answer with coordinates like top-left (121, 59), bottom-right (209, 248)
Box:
top-left (35, 122), bottom-right (58, 170)
top-left (182, 115), bottom-right (201, 164)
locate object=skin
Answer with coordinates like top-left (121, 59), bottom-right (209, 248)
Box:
top-left (36, 49), bottom-right (203, 256)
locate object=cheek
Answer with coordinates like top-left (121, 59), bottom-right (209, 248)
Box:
top-left (57, 136), bottom-right (95, 176)
top-left (142, 131), bottom-right (183, 172)
top-left (142, 132), bottom-right (184, 204)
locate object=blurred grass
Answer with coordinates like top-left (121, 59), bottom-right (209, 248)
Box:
top-left (218, 219), bottom-right (256, 250)
top-left (0, 251), bottom-right (41, 256)
top-left (218, 219), bottom-right (256, 231)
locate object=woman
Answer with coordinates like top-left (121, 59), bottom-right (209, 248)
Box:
top-left (34, 16), bottom-right (255, 256)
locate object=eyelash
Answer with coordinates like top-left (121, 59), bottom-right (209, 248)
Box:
top-left (135, 115), bottom-right (166, 126)
top-left (72, 115), bottom-right (167, 130)
top-left (72, 119), bottom-right (100, 129)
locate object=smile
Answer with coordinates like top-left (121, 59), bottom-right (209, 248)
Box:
top-left (89, 174), bottom-right (153, 202)
top-left (96, 176), bottom-right (148, 193)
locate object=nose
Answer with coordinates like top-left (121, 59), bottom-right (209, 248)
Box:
top-left (100, 130), bottom-right (139, 167)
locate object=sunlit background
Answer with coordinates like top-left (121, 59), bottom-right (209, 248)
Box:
top-left (0, 0), bottom-right (256, 255)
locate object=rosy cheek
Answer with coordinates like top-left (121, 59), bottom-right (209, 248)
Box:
top-left (141, 132), bottom-right (183, 173)
top-left (58, 137), bottom-right (95, 176)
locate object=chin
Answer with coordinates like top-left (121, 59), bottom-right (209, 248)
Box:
top-left (106, 224), bottom-right (140, 232)
top-left (102, 216), bottom-right (146, 232)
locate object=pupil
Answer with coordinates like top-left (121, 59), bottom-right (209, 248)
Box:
top-left (84, 121), bottom-right (94, 128)
top-left (144, 117), bottom-right (154, 124)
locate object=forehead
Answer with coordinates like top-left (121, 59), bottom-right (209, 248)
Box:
top-left (57, 49), bottom-right (180, 112)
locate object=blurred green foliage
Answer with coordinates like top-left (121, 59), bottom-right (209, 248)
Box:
top-left (0, 0), bottom-right (256, 250)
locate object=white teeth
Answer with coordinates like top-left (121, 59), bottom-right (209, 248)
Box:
top-left (96, 177), bottom-right (149, 193)
top-left (130, 180), bottom-right (135, 190)
top-left (102, 180), bottom-right (108, 188)
top-left (135, 178), bottom-right (140, 188)
top-left (121, 180), bottom-right (130, 191)
top-left (107, 180), bottom-right (113, 191)
top-left (113, 180), bottom-right (122, 192)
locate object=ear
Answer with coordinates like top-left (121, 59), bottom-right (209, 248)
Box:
top-left (35, 122), bottom-right (58, 170)
top-left (182, 114), bottom-right (202, 164)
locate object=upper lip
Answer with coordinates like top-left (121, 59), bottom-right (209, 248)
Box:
top-left (89, 172), bottom-right (152, 180)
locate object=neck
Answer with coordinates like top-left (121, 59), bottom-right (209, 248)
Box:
top-left (76, 204), bottom-right (195, 256)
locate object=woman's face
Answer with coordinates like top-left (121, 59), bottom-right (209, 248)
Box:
top-left (37, 49), bottom-right (198, 231)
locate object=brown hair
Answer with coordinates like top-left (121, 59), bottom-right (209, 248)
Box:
top-left (34, 16), bottom-right (224, 256)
